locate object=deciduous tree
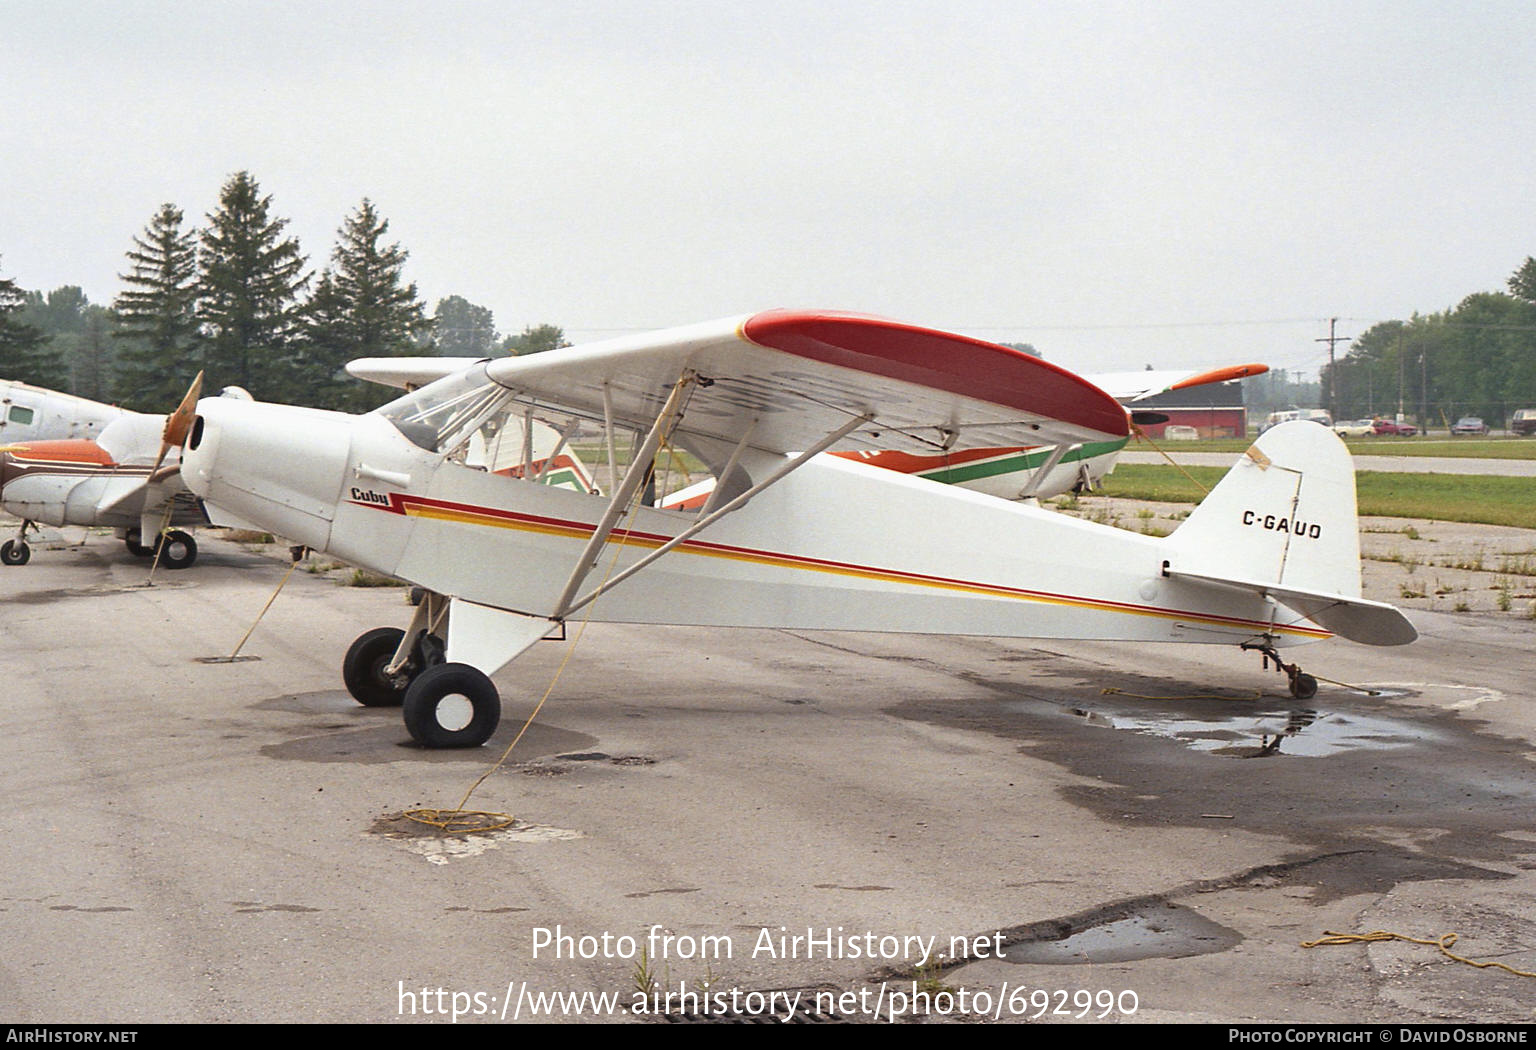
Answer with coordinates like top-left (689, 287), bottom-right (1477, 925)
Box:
top-left (0, 262), bottom-right (60, 387)
top-left (501, 323), bottom-right (568, 356)
top-left (430, 295), bottom-right (497, 356)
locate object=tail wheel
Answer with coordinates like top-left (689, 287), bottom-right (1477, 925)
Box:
top-left (155, 530), bottom-right (197, 570)
top-left (403, 663), bottom-right (501, 748)
top-left (1289, 672), bottom-right (1318, 701)
top-left (1, 540), bottom-right (29, 566)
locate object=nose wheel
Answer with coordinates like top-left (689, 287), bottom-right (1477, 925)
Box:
top-left (1, 519), bottom-right (35, 566)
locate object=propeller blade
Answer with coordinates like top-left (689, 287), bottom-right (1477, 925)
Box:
top-left (152, 371), bottom-right (204, 475)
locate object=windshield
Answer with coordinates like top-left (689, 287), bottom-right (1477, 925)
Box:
top-left (376, 364), bottom-right (512, 455)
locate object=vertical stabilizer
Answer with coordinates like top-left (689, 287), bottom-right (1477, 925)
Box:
top-left (1162, 421), bottom-right (1414, 645)
top-left (1165, 420), bottom-right (1362, 596)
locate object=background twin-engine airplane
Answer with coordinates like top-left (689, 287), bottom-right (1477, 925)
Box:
top-left (0, 378), bottom-right (218, 567)
top-left (166, 309), bottom-right (1411, 748)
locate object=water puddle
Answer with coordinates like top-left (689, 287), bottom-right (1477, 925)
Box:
top-left (1002, 903), bottom-right (1240, 964)
top-left (1016, 698), bottom-right (1439, 757)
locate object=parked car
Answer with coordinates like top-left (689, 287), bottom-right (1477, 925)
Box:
top-left (1509, 408), bottom-right (1536, 436)
top-left (1450, 416), bottom-right (1489, 436)
top-left (1332, 419), bottom-right (1375, 438)
top-left (1372, 419), bottom-right (1418, 436)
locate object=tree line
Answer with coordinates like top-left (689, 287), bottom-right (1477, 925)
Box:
top-left (1323, 259), bottom-right (1536, 427)
top-left (0, 171), bottom-right (566, 413)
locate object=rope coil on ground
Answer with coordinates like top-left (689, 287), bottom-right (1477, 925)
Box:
top-left (402, 808), bottom-right (517, 834)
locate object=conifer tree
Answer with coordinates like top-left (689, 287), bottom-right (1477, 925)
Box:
top-left (113, 203), bottom-right (200, 409)
top-left (198, 172), bottom-right (307, 398)
top-left (296, 199), bottom-right (427, 410)
top-left (1509, 257), bottom-right (1536, 304)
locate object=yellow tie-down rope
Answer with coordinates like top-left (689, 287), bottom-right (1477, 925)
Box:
top-left (1130, 421), bottom-right (1212, 497)
top-left (405, 378), bottom-right (698, 835)
top-left (1301, 929), bottom-right (1536, 979)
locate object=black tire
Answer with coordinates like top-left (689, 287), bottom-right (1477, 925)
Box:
top-left (155, 530), bottom-right (197, 570)
top-left (1290, 672), bottom-right (1318, 701)
top-left (403, 663), bottom-right (501, 748)
top-left (1, 540), bottom-right (29, 566)
top-left (343, 627), bottom-right (411, 707)
top-left (125, 529), bottom-right (153, 557)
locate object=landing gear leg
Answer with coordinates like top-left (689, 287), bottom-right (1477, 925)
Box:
top-left (341, 591), bottom-right (449, 708)
top-left (1243, 641), bottom-right (1319, 700)
top-left (125, 528), bottom-right (153, 558)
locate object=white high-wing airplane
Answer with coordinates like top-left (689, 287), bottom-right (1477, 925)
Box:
top-left (177, 310), bottom-right (1414, 748)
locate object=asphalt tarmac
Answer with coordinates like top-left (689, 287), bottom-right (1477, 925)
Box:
top-left (2, 528), bottom-right (1534, 1024)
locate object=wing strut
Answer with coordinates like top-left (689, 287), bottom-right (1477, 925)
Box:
top-left (1016, 442), bottom-right (1078, 500)
top-left (698, 418), bottom-right (759, 518)
top-left (602, 382), bottom-right (619, 495)
top-left (557, 409), bottom-right (874, 620)
top-left (536, 417), bottom-right (582, 484)
top-left (550, 372), bottom-right (699, 618)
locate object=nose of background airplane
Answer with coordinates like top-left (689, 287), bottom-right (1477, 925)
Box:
top-left (181, 397), bottom-right (357, 550)
top-left (0, 448), bottom-right (19, 494)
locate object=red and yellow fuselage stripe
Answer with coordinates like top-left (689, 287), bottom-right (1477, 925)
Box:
top-left (350, 491), bottom-right (1329, 640)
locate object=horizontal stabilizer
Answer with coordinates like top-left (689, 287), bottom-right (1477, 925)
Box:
top-left (1167, 569), bottom-right (1418, 646)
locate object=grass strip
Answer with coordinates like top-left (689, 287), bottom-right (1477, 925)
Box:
top-left (1101, 464), bottom-right (1536, 528)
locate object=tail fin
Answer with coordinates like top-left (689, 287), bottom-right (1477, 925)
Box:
top-left (1163, 421), bottom-right (1416, 645)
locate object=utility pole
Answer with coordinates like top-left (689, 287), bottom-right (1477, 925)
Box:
top-left (1316, 317), bottom-right (1350, 421)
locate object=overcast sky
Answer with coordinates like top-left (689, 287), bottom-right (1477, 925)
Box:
top-left (4, 1), bottom-right (1534, 378)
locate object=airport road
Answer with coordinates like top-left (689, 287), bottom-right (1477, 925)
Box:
top-left (2, 531), bottom-right (1534, 1024)
top-left (1119, 449), bottom-right (1536, 477)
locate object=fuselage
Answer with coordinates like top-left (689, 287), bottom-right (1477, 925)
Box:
top-left (181, 396), bottom-right (1320, 648)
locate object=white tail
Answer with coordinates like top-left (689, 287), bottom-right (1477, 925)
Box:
top-left (1163, 421), bottom-right (1415, 646)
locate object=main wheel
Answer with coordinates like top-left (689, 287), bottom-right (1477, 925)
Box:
top-left (1, 540), bottom-right (29, 566)
top-left (403, 663), bottom-right (501, 748)
top-left (343, 627), bottom-right (412, 707)
top-left (154, 530), bottom-right (197, 569)
top-left (125, 529), bottom-right (153, 557)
